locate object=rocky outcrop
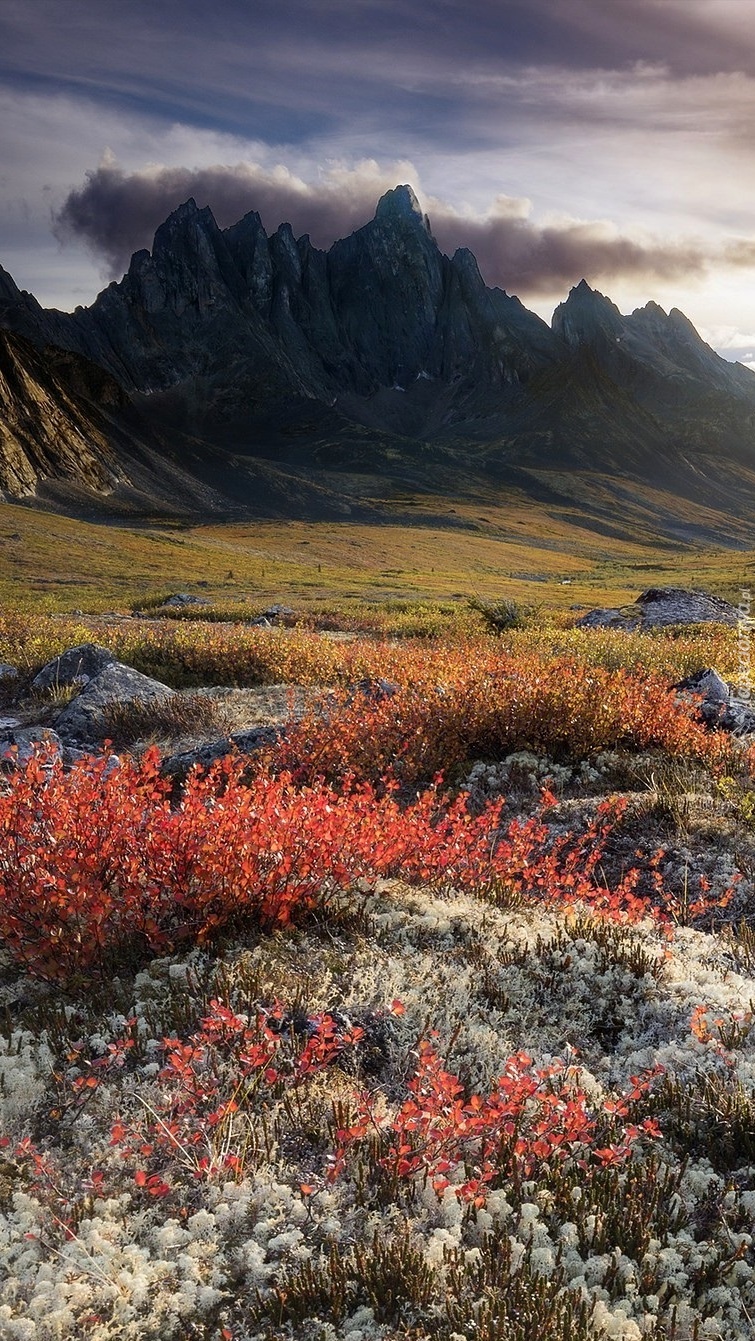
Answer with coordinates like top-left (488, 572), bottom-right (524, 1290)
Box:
top-left (0, 330), bottom-right (122, 497)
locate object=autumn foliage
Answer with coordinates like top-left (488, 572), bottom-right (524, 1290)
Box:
top-left (0, 747), bottom-right (575, 981)
top-left (271, 659), bottom-right (731, 788)
top-left (330, 1038), bottom-right (662, 1205)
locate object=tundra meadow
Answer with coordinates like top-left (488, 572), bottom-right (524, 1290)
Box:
top-left (2, 596), bottom-right (755, 1341)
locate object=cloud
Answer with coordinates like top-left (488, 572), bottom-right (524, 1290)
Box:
top-left (428, 205), bottom-right (708, 295)
top-left (53, 156), bottom-right (719, 297)
top-left (53, 157), bottom-right (419, 276)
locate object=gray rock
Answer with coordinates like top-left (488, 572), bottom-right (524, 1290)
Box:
top-left (161, 724), bottom-right (283, 782)
top-left (0, 726), bottom-right (62, 767)
top-left (674, 666), bottom-right (755, 734)
top-left (31, 643), bottom-right (116, 694)
top-left (355, 677), bottom-right (400, 700)
top-left (0, 663), bottom-right (18, 680)
top-left (264, 604), bottom-right (294, 619)
top-left (726, 700), bottom-right (755, 734)
top-left (675, 668), bottom-right (730, 703)
top-left (577, 608), bottom-right (639, 630)
top-left (578, 588), bottom-right (741, 633)
top-left (250, 616), bottom-right (274, 628)
top-left (61, 745), bottom-right (88, 768)
top-left (54, 662), bottom-right (174, 743)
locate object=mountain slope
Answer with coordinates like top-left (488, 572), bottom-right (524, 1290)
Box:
top-left (0, 329), bottom-right (122, 497)
top-left (1, 185), bottom-right (754, 531)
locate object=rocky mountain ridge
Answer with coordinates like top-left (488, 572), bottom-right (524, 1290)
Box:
top-left (1, 184), bottom-right (755, 528)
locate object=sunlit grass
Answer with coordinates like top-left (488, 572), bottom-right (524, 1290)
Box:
top-left (2, 496), bottom-right (753, 619)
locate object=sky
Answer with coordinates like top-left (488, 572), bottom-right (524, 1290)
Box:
top-left (2, 0), bottom-right (755, 364)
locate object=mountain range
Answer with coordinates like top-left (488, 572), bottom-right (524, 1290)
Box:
top-left (2, 183), bottom-right (755, 540)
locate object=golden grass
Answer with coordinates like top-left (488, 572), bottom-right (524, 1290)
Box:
top-left (0, 494), bottom-right (752, 619)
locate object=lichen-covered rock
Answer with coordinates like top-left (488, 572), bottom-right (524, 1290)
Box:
top-left (576, 608), bottom-right (639, 630)
top-left (31, 643), bottom-right (116, 693)
top-left (0, 726), bottom-right (62, 767)
top-left (636, 587), bottom-right (739, 627)
top-left (54, 662), bottom-right (174, 743)
top-left (579, 588), bottom-right (741, 632)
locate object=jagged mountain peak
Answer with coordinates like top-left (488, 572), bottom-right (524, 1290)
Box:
top-left (563, 279), bottom-right (618, 311)
top-left (374, 184), bottom-right (431, 233)
top-left (450, 247), bottom-right (485, 288)
top-left (152, 197), bottom-right (219, 247)
top-left (552, 280), bottom-right (623, 347)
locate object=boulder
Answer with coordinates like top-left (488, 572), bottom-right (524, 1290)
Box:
top-left (161, 724), bottom-right (283, 783)
top-left (576, 608), bottom-right (638, 630)
top-left (578, 588), bottom-right (741, 632)
top-left (31, 643), bottom-right (116, 693)
top-left (54, 662), bottom-right (174, 743)
top-left (637, 588), bottom-right (739, 628)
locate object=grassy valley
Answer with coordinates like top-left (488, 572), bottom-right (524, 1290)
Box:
top-left (2, 492), bottom-right (755, 621)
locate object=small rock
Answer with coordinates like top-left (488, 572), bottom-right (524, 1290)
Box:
top-left (674, 666), bottom-right (755, 734)
top-left (355, 677), bottom-right (400, 701)
top-left (264, 605), bottom-right (294, 619)
top-left (61, 745), bottom-right (88, 768)
top-left (0, 727), bottom-right (62, 768)
top-left (675, 668), bottom-right (730, 704)
top-left (250, 616), bottom-right (274, 628)
top-left (161, 593), bottom-right (209, 608)
top-left (0, 664), bottom-right (18, 680)
top-left (161, 725), bottom-right (283, 783)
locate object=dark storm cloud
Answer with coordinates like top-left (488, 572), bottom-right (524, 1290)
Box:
top-left (430, 209), bottom-right (708, 295)
top-left (53, 162), bottom-right (388, 275)
top-left (53, 160), bottom-right (718, 296)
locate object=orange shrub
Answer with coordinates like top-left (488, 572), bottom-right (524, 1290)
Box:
top-left (272, 658), bottom-right (731, 787)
